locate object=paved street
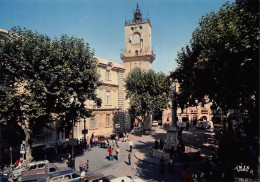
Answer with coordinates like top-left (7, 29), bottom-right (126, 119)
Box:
top-left (53, 125), bottom-right (219, 182)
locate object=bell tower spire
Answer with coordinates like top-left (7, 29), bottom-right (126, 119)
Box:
top-left (133, 3), bottom-right (142, 23)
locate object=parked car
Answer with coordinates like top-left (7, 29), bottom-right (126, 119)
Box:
top-left (57, 141), bottom-right (82, 155)
top-left (21, 163), bottom-right (58, 182)
top-left (81, 173), bottom-right (116, 182)
top-left (111, 132), bottom-right (124, 140)
top-left (152, 120), bottom-right (158, 126)
top-left (110, 134), bottom-right (118, 140)
top-left (46, 169), bottom-right (81, 182)
top-left (110, 176), bottom-right (145, 182)
top-left (96, 135), bottom-right (110, 142)
top-left (0, 174), bottom-right (8, 182)
top-left (158, 120), bottom-right (162, 126)
top-left (113, 131), bottom-right (124, 138)
top-left (11, 160), bottom-right (49, 181)
top-left (196, 121), bottom-right (211, 129)
top-left (96, 135), bottom-right (111, 148)
top-left (31, 144), bottom-right (57, 160)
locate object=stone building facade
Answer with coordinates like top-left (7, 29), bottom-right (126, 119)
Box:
top-left (74, 4), bottom-right (156, 139)
top-left (73, 56), bottom-right (127, 139)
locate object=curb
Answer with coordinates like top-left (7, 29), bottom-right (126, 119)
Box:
top-left (134, 152), bottom-right (206, 167)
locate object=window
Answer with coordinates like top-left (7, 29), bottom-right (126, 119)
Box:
top-left (63, 174), bottom-right (71, 181)
top-left (29, 165), bottom-right (37, 170)
top-left (37, 163), bottom-right (46, 169)
top-left (106, 91), bottom-right (111, 105)
top-left (49, 168), bottom-right (56, 172)
top-left (105, 70), bottom-right (110, 80)
top-left (51, 177), bottom-right (62, 182)
top-left (90, 117), bottom-right (96, 129)
top-left (72, 173), bottom-right (80, 178)
top-left (106, 114), bottom-right (110, 127)
top-left (135, 50), bottom-right (138, 56)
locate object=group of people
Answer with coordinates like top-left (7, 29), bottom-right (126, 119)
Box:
top-left (106, 133), bottom-right (133, 166)
top-left (107, 144), bottom-right (120, 161)
top-left (79, 160), bottom-right (89, 172)
top-left (75, 132), bottom-right (97, 150)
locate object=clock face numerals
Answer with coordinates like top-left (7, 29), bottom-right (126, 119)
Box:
top-left (131, 33), bottom-right (141, 44)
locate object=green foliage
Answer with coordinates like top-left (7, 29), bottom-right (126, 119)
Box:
top-left (0, 27), bottom-right (101, 135)
top-left (171, 0), bottom-right (259, 121)
top-left (125, 67), bottom-right (170, 123)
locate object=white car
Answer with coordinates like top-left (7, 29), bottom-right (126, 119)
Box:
top-left (152, 120), bottom-right (158, 126)
top-left (110, 176), bottom-right (145, 182)
top-left (196, 121), bottom-right (212, 129)
top-left (11, 160), bottom-right (49, 181)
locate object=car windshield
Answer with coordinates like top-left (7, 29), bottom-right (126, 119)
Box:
top-left (28, 165), bottom-right (37, 170)
top-left (38, 163), bottom-right (46, 168)
top-left (72, 173), bottom-right (80, 178)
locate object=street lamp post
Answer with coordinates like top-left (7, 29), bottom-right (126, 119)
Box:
top-left (83, 119), bottom-right (86, 150)
top-left (67, 97), bottom-right (80, 170)
top-left (171, 81), bottom-right (177, 127)
top-left (165, 80), bottom-right (179, 150)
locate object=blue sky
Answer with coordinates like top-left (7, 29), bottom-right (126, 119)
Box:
top-left (0, 0), bottom-right (233, 74)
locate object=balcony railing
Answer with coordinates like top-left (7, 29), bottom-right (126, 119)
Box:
top-left (201, 110), bottom-right (208, 114)
top-left (120, 51), bottom-right (156, 59)
top-left (125, 18), bottom-right (150, 25)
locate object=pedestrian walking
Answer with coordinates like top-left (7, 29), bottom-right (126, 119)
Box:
top-left (186, 120), bottom-right (189, 131)
top-left (90, 136), bottom-right (93, 147)
top-left (128, 152), bottom-right (131, 165)
top-left (155, 139), bottom-right (159, 149)
top-left (129, 141), bottom-right (133, 152)
top-left (79, 160), bottom-right (84, 172)
top-left (122, 132), bottom-right (127, 142)
top-left (84, 160), bottom-right (89, 172)
top-left (67, 153), bottom-right (72, 168)
top-left (107, 146), bottom-right (113, 161)
top-left (116, 145), bottom-right (120, 161)
top-left (160, 156), bottom-right (165, 176)
top-left (128, 132), bottom-right (132, 141)
top-left (91, 132), bottom-right (95, 147)
top-left (94, 137), bottom-right (98, 147)
top-left (115, 135), bottom-right (119, 145)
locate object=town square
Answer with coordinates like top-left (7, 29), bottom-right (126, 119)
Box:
top-left (0, 0), bottom-right (258, 181)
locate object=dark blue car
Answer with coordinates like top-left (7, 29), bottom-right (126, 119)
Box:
top-left (0, 174), bottom-right (8, 182)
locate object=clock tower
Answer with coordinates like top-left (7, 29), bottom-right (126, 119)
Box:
top-left (121, 3), bottom-right (156, 76)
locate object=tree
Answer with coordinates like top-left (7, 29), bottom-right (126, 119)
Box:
top-left (171, 0), bottom-right (259, 124)
top-left (0, 27), bottom-right (101, 161)
top-left (125, 67), bottom-right (170, 129)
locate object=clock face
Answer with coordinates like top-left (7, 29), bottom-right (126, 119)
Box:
top-left (131, 33), bottom-right (141, 45)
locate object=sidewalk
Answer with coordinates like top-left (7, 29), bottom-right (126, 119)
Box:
top-left (134, 150), bottom-right (206, 167)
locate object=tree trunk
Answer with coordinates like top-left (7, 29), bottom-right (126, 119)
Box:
top-left (22, 125), bottom-right (33, 163)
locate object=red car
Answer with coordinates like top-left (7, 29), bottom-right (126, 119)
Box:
top-left (95, 135), bottom-right (111, 148)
